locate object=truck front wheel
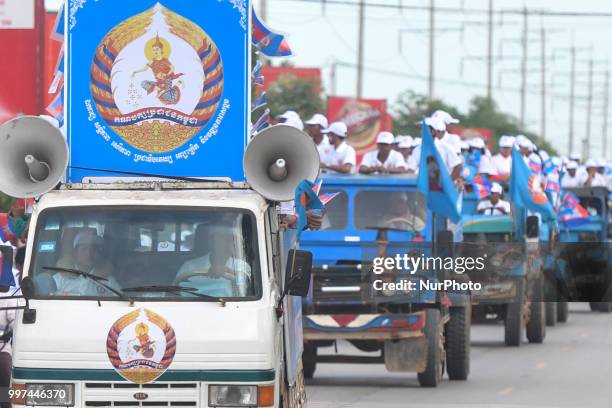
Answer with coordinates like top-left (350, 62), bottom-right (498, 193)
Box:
top-left (417, 309), bottom-right (443, 387)
top-left (302, 343), bottom-right (317, 379)
top-left (526, 301), bottom-right (546, 343)
top-left (504, 286), bottom-right (524, 347)
top-left (444, 304), bottom-right (471, 380)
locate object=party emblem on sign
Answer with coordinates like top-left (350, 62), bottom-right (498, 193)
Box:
top-left (528, 174), bottom-right (548, 205)
top-left (107, 309), bottom-right (176, 384)
top-left (90, 3), bottom-right (224, 154)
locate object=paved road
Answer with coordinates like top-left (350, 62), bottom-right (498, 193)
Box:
top-left (306, 303), bottom-right (612, 408)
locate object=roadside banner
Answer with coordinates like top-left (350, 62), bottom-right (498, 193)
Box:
top-left (66, 0), bottom-right (251, 182)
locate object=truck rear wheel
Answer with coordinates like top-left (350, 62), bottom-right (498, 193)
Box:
top-left (545, 302), bottom-right (557, 326)
top-left (504, 287), bottom-right (524, 347)
top-left (417, 309), bottom-right (443, 388)
top-left (557, 301), bottom-right (569, 322)
top-left (526, 301), bottom-right (546, 343)
top-left (444, 304), bottom-right (470, 380)
top-left (302, 343), bottom-right (317, 379)
top-left (589, 302), bottom-right (612, 313)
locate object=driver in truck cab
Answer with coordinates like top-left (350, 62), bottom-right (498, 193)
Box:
top-left (477, 182), bottom-right (511, 215)
top-left (174, 224), bottom-right (252, 297)
top-left (53, 231), bottom-right (121, 296)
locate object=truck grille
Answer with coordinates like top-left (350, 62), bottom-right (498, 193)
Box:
top-left (312, 265), bottom-right (371, 305)
top-left (83, 382), bottom-right (199, 407)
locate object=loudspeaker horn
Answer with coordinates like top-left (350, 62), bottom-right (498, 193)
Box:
top-left (0, 116), bottom-right (69, 198)
top-left (244, 124), bottom-right (320, 201)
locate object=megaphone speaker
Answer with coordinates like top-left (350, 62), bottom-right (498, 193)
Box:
top-left (0, 116), bottom-right (68, 198)
top-left (244, 124), bottom-right (320, 201)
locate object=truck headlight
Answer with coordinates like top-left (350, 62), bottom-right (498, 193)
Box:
top-left (209, 385), bottom-right (257, 407)
top-left (11, 383), bottom-right (75, 406)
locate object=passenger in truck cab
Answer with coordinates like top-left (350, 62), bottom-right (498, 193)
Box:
top-left (175, 225), bottom-right (252, 297)
top-left (477, 183), bottom-right (511, 216)
top-left (53, 231), bottom-right (120, 296)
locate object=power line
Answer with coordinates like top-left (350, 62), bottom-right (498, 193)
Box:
top-left (284, 0), bottom-right (612, 18)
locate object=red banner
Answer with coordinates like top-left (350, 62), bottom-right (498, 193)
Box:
top-left (327, 96), bottom-right (392, 162)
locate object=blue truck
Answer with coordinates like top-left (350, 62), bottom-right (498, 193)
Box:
top-left (556, 186), bottom-right (612, 312)
top-left (460, 191), bottom-right (547, 346)
top-left (299, 175), bottom-right (471, 387)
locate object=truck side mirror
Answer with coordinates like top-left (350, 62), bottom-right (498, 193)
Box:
top-left (21, 276), bottom-right (35, 299)
top-left (284, 249), bottom-right (312, 297)
top-left (526, 216), bottom-right (539, 238)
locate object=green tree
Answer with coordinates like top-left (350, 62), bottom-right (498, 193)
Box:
top-left (392, 90), bottom-right (464, 137)
top-left (265, 74), bottom-right (325, 120)
top-left (0, 193), bottom-right (13, 212)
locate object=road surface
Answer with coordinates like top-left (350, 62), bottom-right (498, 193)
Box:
top-left (306, 303), bottom-right (612, 408)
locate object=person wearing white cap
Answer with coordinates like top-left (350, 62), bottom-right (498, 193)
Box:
top-left (569, 152), bottom-right (581, 165)
top-left (397, 137), bottom-right (415, 171)
top-left (275, 110), bottom-right (304, 131)
top-left (53, 231), bottom-right (120, 296)
top-left (359, 131), bottom-right (408, 174)
top-left (305, 113), bottom-right (333, 163)
top-left (477, 183), bottom-right (511, 215)
top-left (320, 122), bottom-right (356, 174)
top-left (393, 135), bottom-right (412, 151)
top-left (492, 136), bottom-right (514, 180)
top-left (468, 137), bottom-right (497, 178)
top-left (421, 116), bottom-right (463, 180)
top-left (405, 138), bottom-right (422, 173)
top-left (431, 110), bottom-right (463, 155)
top-left (561, 161), bottom-right (582, 188)
top-left (581, 159), bottom-right (607, 187)
top-left (516, 135), bottom-right (542, 175)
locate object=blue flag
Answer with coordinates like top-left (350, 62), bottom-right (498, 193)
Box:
top-left (510, 148), bottom-right (555, 219)
top-left (0, 246), bottom-right (15, 288)
top-left (294, 179), bottom-right (324, 238)
top-left (417, 121), bottom-right (461, 223)
top-left (50, 4), bottom-right (65, 43)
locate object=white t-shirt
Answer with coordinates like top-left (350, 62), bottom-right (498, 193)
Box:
top-left (434, 138), bottom-right (462, 174)
top-left (53, 273), bottom-right (121, 297)
top-left (325, 141), bottom-right (356, 174)
top-left (441, 133), bottom-right (462, 156)
top-left (317, 141), bottom-right (334, 165)
top-left (360, 150), bottom-right (407, 172)
top-left (478, 154), bottom-right (498, 176)
top-left (491, 153), bottom-right (512, 176)
top-left (406, 148), bottom-right (420, 172)
top-left (176, 254), bottom-right (252, 296)
top-left (562, 173), bottom-right (582, 188)
top-left (579, 172), bottom-right (607, 187)
top-left (477, 199), bottom-right (511, 215)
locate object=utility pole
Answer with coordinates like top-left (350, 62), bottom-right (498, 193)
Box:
top-left (487, 0), bottom-right (494, 100)
top-left (520, 7), bottom-right (528, 128)
top-left (260, 0), bottom-right (268, 22)
top-left (330, 60), bottom-right (338, 96)
top-left (540, 27), bottom-right (547, 141)
top-left (584, 59), bottom-right (594, 159)
top-left (356, 0), bottom-right (365, 98)
top-left (428, 0), bottom-right (435, 99)
top-left (569, 47), bottom-right (576, 154)
top-left (603, 69), bottom-right (610, 158)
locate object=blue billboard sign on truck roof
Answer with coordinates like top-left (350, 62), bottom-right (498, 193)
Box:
top-left (66, 0), bottom-right (250, 182)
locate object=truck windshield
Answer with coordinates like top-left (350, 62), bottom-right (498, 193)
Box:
top-left (29, 207), bottom-right (261, 301)
top-left (354, 191), bottom-right (427, 231)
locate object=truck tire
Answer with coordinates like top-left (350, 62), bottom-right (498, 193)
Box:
top-left (444, 304), bottom-right (470, 381)
top-left (526, 301), bottom-right (546, 343)
top-left (545, 302), bottom-right (557, 327)
top-left (557, 301), bottom-right (569, 323)
top-left (590, 302), bottom-right (612, 313)
top-left (281, 360), bottom-right (307, 408)
top-left (302, 343), bottom-right (317, 379)
top-left (504, 285), bottom-right (524, 347)
top-left (417, 309), bottom-right (443, 388)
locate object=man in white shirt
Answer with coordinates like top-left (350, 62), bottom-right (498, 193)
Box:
top-left (359, 131), bottom-right (408, 174)
top-left (431, 110), bottom-right (462, 156)
top-left (562, 161), bottom-right (582, 188)
top-left (406, 138), bottom-right (422, 173)
top-left (305, 113), bottom-right (333, 163)
top-left (477, 183), bottom-right (511, 215)
top-left (424, 116), bottom-right (463, 181)
top-left (581, 159), bottom-right (608, 187)
top-left (276, 110), bottom-right (304, 131)
top-left (320, 122), bottom-right (356, 174)
top-left (176, 227), bottom-right (252, 297)
top-left (397, 138), bottom-right (415, 172)
top-left (492, 136), bottom-right (514, 181)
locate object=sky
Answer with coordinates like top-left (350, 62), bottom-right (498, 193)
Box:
top-left (46, 0), bottom-right (612, 158)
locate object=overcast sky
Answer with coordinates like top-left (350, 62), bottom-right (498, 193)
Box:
top-left (46, 0), bottom-right (612, 157)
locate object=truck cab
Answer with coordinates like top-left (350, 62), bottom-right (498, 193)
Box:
top-left (10, 182), bottom-right (310, 408)
top-left (299, 175), bottom-right (471, 387)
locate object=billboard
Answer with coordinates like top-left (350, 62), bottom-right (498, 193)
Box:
top-left (66, 0), bottom-right (251, 182)
top-left (327, 96), bottom-right (392, 162)
top-left (0, 0), bottom-right (44, 125)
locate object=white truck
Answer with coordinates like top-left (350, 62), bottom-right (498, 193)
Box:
top-left (0, 118), bottom-right (319, 408)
